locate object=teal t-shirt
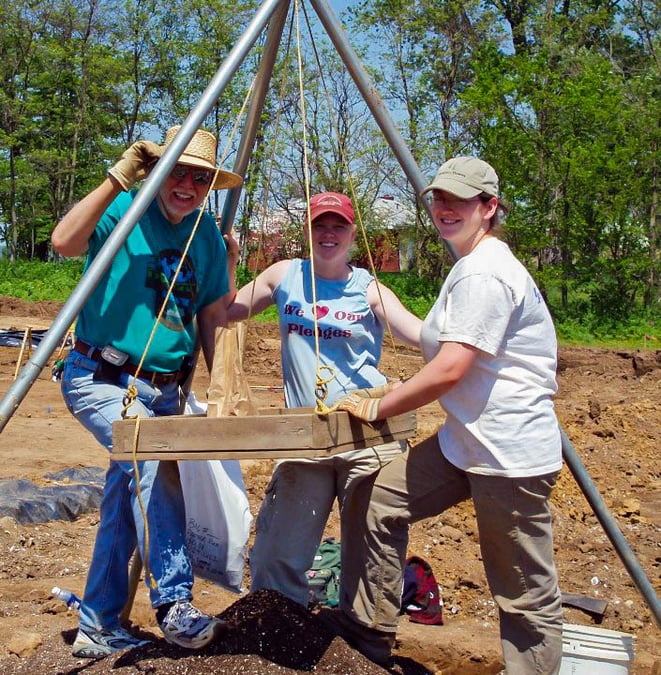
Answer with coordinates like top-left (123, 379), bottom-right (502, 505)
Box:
top-left (76, 191), bottom-right (228, 372)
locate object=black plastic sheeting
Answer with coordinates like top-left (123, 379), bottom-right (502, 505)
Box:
top-left (0, 328), bottom-right (49, 348)
top-left (0, 329), bottom-right (73, 349)
top-left (0, 466), bottom-right (105, 525)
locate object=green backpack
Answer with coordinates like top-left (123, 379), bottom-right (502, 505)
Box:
top-left (306, 537), bottom-right (341, 608)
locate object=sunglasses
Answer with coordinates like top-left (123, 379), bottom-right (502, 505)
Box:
top-left (170, 164), bottom-right (213, 185)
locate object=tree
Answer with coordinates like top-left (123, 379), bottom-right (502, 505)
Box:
top-left (0, 3), bottom-right (54, 260)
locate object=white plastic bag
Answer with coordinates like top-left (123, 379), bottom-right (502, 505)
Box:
top-left (179, 393), bottom-right (252, 593)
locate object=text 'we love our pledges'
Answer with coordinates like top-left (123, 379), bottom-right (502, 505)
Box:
top-left (283, 302), bottom-right (369, 340)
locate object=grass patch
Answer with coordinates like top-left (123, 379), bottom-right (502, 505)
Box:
top-left (1, 260), bottom-right (658, 349)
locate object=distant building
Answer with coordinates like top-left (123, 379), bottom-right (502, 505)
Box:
top-left (241, 194), bottom-right (416, 272)
top-left (369, 194), bottom-right (416, 272)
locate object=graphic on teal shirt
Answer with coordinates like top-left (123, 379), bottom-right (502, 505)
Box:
top-left (146, 248), bottom-right (197, 331)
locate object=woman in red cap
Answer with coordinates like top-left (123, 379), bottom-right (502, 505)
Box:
top-left (225, 191), bottom-right (421, 614)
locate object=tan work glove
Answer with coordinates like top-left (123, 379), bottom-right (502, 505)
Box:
top-left (336, 392), bottom-right (383, 422)
top-left (346, 382), bottom-right (397, 399)
top-left (335, 382), bottom-right (397, 422)
top-left (107, 140), bottom-right (163, 191)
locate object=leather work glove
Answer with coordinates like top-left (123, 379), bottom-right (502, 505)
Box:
top-left (108, 140), bottom-right (163, 191)
top-left (336, 391), bottom-right (384, 422)
top-left (347, 382), bottom-right (396, 399)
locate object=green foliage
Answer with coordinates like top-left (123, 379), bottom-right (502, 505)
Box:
top-left (0, 260), bottom-right (658, 346)
top-left (234, 264), bottom-right (257, 289)
top-left (375, 271), bottom-right (437, 318)
top-left (0, 0), bottom-right (659, 329)
top-left (250, 305), bottom-right (280, 323)
top-left (0, 259), bottom-right (84, 301)
top-left (555, 313), bottom-right (660, 349)
top-left (231, 267), bottom-right (285, 323)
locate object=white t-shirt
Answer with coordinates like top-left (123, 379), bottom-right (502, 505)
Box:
top-left (420, 238), bottom-right (562, 477)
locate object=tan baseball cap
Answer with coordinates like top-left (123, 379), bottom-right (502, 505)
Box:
top-left (421, 157), bottom-right (499, 199)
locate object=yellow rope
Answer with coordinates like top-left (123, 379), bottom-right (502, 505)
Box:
top-left (230, 5), bottom-right (404, 418)
top-left (239, 11), bottom-right (296, 365)
top-left (129, 417), bottom-right (157, 588)
top-left (301, 7), bottom-right (407, 382)
top-left (313, 365), bottom-right (337, 414)
top-left (121, 101), bottom-right (254, 418)
top-left (122, 102), bottom-right (255, 580)
top-left (293, 0), bottom-right (339, 413)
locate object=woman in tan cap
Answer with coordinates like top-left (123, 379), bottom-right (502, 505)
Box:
top-left (51, 127), bottom-right (241, 659)
top-left (333, 157), bottom-right (564, 672)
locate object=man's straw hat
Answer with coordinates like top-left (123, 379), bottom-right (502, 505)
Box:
top-left (162, 125), bottom-right (242, 190)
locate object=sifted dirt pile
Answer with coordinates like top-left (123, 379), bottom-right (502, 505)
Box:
top-left (0, 296), bottom-right (658, 674)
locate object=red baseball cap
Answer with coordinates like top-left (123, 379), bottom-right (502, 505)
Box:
top-left (309, 192), bottom-right (355, 224)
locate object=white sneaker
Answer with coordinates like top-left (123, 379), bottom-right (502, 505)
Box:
top-left (72, 626), bottom-right (151, 659)
top-left (159, 600), bottom-right (225, 649)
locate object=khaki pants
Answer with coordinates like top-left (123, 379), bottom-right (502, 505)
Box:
top-left (340, 434), bottom-right (563, 675)
top-left (249, 441), bottom-right (406, 607)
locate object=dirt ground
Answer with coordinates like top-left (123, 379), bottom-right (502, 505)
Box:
top-left (0, 296), bottom-right (658, 674)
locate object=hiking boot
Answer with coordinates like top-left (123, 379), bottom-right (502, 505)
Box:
top-left (159, 600), bottom-right (225, 649)
top-left (72, 626), bottom-right (151, 659)
top-left (317, 607), bottom-right (395, 666)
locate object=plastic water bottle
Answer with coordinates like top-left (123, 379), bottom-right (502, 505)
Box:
top-left (51, 586), bottom-right (81, 610)
top-left (51, 359), bottom-right (64, 382)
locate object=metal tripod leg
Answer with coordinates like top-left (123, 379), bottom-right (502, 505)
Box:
top-left (308, 0), bottom-right (661, 627)
top-left (180, 0), bottom-right (291, 400)
top-left (0, 0), bottom-right (286, 434)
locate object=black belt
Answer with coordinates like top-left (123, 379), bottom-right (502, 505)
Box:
top-left (73, 340), bottom-right (183, 386)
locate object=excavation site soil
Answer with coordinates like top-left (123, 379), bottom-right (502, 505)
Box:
top-left (0, 296), bottom-right (658, 674)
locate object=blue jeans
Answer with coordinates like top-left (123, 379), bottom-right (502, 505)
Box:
top-left (61, 349), bottom-right (193, 631)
